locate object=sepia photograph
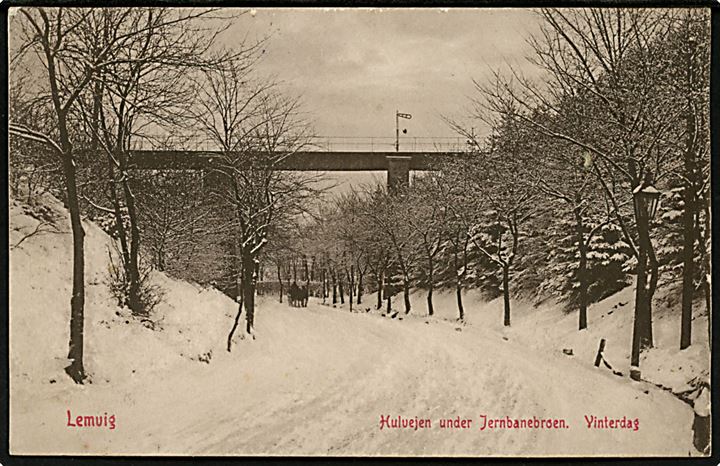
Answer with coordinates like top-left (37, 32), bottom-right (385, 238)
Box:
top-left (6, 6), bottom-right (713, 457)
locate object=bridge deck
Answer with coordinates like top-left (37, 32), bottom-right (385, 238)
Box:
top-left (128, 150), bottom-right (466, 171)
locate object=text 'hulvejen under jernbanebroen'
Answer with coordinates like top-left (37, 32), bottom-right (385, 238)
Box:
top-left (378, 415), bottom-right (640, 431)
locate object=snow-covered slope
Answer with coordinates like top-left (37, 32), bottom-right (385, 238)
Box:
top-left (10, 194), bottom-right (238, 383)
top-left (9, 194), bottom-right (702, 456)
top-left (354, 282), bottom-right (709, 396)
top-left (9, 194), bottom-right (240, 452)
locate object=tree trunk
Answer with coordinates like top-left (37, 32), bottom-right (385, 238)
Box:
top-left (348, 265), bottom-right (354, 312)
top-left (254, 261), bottom-right (261, 297)
top-left (680, 42), bottom-right (697, 349)
top-left (680, 185), bottom-right (695, 349)
top-left (63, 152), bottom-right (87, 384)
top-left (339, 276), bottom-right (345, 304)
top-left (644, 234), bottom-right (658, 348)
top-left (55, 98), bottom-right (86, 383)
top-left (322, 268), bottom-right (327, 304)
top-left (574, 208), bottom-right (588, 331)
top-left (403, 276), bottom-right (411, 315)
top-left (454, 247), bottom-right (464, 321)
top-left (227, 270), bottom-right (244, 352)
top-left (277, 263), bottom-right (283, 303)
top-left (157, 249), bottom-right (164, 272)
top-left (376, 268), bottom-right (384, 310)
top-left (634, 213), bottom-right (654, 351)
top-left (502, 264), bottom-right (511, 327)
top-left (702, 196), bottom-right (711, 351)
top-left (427, 254), bottom-right (434, 316)
top-left (110, 108), bottom-right (143, 316)
top-left (397, 254), bottom-right (412, 315)
top-left (107, 162), bottom-right (130, 280)
top-left (357, 270), bottom-right (363, 305)
top-left (332, 270), bottom-right (337, 305)
top-left (242, 251), bottom-right (256, 335)
top-left (233, 227), bottom-right (242, 301)
top-left (456, 280), bottom-right (464, 322)
top-left (120, 169), bottom-right (143, 316)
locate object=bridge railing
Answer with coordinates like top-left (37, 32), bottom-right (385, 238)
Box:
top-left (129, 135), bottom-right (470, 153)
top-left (307, 136), bottom-right (469, 152)
top-left (129, 135), bottom-right (221, 152)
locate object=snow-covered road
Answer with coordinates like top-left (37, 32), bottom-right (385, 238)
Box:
top-left (13, 297), bottom-right (693, 456)
top-left (9, 196), bottom-right (701, 457)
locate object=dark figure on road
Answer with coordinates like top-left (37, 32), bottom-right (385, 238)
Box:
top-left (289, 282), bottom-right (300, 307)
top-left (288, 282), bottom-right (309, 307)
top-left (300, 285), bottom-right (308, 307)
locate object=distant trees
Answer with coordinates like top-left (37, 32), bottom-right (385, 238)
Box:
top-left (135, 172), bottom-right (212, 275)
top-left (332, 192), bottom-right (370, 311)
top-left (295, 149), bottom-right (534, 326)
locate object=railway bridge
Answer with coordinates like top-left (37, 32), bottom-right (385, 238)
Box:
top-left (127, 136), bottom-right (471, 191)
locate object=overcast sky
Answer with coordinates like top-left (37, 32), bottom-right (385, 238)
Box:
top-left (228, 8), bottom-right (543, 141)
top-left (9, 7), bottom-right (545, 191)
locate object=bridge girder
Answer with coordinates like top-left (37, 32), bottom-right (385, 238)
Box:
top-left (128, 150), bottom-right (464, 170)
top-left (126, 150), bottom-right (468, 191)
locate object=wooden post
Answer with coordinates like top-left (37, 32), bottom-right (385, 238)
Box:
top-left (594, 338), bottom-right (606, 367)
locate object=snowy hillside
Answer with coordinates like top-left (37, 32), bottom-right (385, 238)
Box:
top-left (10, 194), bottom-right (239, 451)
top-left (9, 194), bottom-right (702, 456)
top-left (368, 285), bottom-right (710, 396)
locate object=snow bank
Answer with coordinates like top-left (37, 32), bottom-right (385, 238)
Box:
top-left (10, 194), bottom-right (238, 443)
top-left (334, 282), bottom-right (709, 397)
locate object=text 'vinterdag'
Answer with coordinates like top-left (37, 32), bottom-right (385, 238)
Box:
top-left (379, 414), bottom-right (640, 431)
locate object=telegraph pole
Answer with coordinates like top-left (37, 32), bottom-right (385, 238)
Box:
top-left (395, 110), bottom-right (399, 152)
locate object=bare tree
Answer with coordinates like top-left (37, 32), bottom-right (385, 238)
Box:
top-left (468, 143), bottom-right (535, 327)
top-left (10, 8), bottom-right (169, 382)
top-left (364, 186), bottom-right (418, 315)
top-left (666, 10), bottom-right (711, 350)
top-left (520, 127), bottom-right (615, 330)
top-left (406, 174), bottom-right (449, 316)
top-left (193, 59), bottom-right (322, 342)
top-left (74, 8), bottom-right (243, 316)
top-left (332, 191), bottom-right (366, 312)
top-left (424, 160), bottom-right (475, 321)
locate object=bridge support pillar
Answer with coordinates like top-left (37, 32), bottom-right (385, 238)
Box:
top-left (386, 156), bottom-right (411, 193)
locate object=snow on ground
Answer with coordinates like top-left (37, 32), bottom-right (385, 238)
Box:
top-left (9, 194), bottom-right (701, 456)
top-left (348, 282), bottom-right (710, 396)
